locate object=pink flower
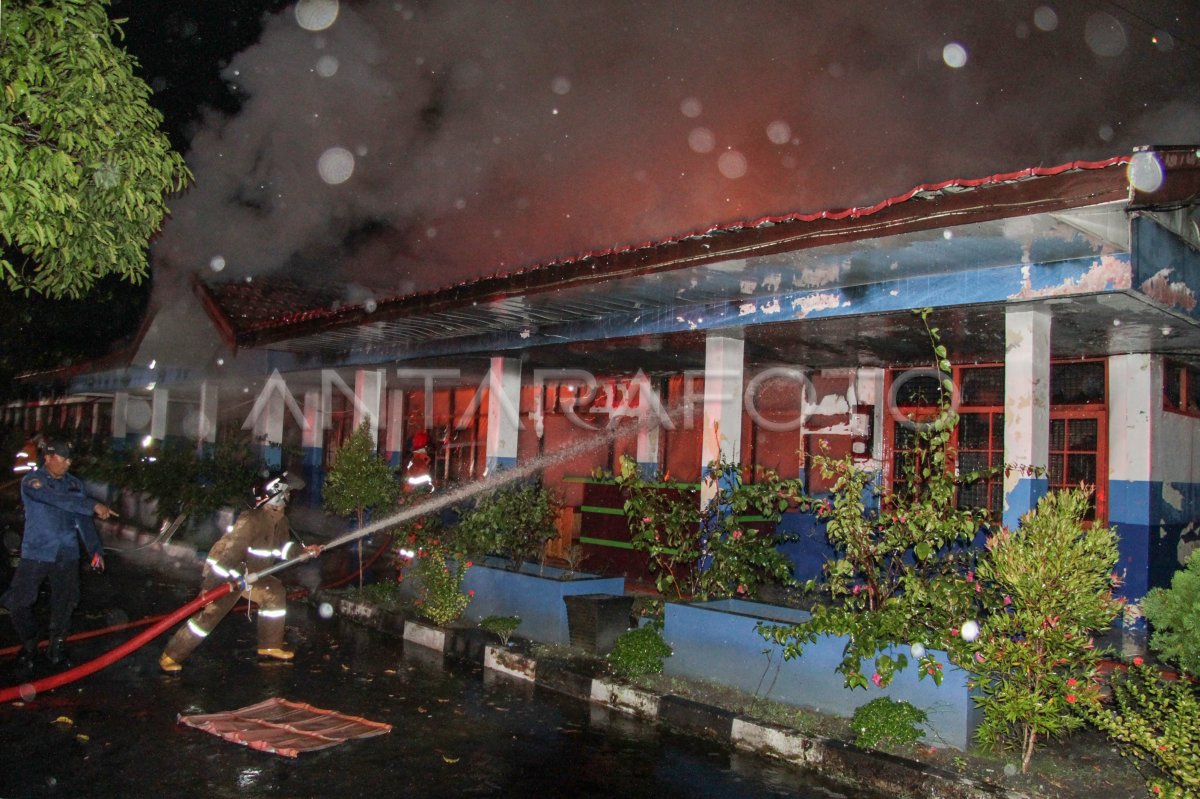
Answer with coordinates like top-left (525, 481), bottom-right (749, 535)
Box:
top-left (1066, 694), bottom-right (1077, 704)
top-left (1133, 657), bottom-right (1144, 666)
top-left (965, 570), bottom-right (974, 583)
top-left (852, 584), bottom-right (861, 595)
top-left (468, 590), bottom-right (475, 597)
top-left (732, 529), bottom-right (743, 539)
top-left (974, 652), bottom-right (985, 663)
top-left (1002, 595), bottom-right (1011, 606)
top-left (1066, 678), bottom-right (1078, 687)
top-left (950, 627), bottom-right (959, 638)
top-left (465, 561), bottom-right (473, 568)
top-left (871, 673), bottom-right (883, 687)
top-left (643, 516), bottom-right (652, 524)
top-left (736, 584), bottom-right (747, 595)
top-left (974, 583), bottom-right (982, 593)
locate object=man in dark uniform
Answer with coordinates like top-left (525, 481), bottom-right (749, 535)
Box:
top-left (2, 439), bottom-right (115, 670)
top-left (159, 471), bottom-right (319, 673)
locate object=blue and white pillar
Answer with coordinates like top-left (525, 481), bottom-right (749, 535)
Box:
top-left (254, 386), bottom-right (285, 470)
top-left (197, 381), bottom-right (218, 454)
top-left (302, 390), bottom-right (325, 505)
top-left (1108, 353), bottom-right (1155, 609)
top-left (353, 368), bottom-right (385, 446)
top-left (111, 392), bottom-right (130, 452)
top-left (701, 333), bottom-right (745, 507)
top-left (384, 389), bottom-right (406, 467)
top-left (1003, 308), bottom-right (1051, 529)
top-left (485, 356), bottom-right (522, 474)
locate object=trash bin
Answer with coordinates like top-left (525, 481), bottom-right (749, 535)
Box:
top-left (563, 593), bottom-right (636, 655)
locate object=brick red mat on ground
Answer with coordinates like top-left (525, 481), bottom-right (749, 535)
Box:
top-left (178, 697), bottom-right (391, 757)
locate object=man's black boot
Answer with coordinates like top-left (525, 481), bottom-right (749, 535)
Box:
top-left (14, 641), bottom-right (38, 672)
top-left (46, 637), bottom-right (72, 668)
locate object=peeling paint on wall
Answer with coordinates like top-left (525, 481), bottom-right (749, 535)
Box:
top-left (738, 302), bottom-right (757, 316)
top-left (762, 272), bottom-right (782, 292)
top-left (1140, 268), bottom-right (1198, 312)
top-left (739, 279), bottom-right (758, 294)
top-left (795, 263), bottom-right (841, 288)
top-left (790, 292), bottom-right (841, 317)
top-left (1009, 254), bottom-right (1133, 299)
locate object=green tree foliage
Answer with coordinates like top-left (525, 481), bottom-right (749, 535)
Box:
top-left (1142, 548), bottom-right (1200, 676)
top-left (323, 422), bottom-right (399, 529)
top-left (1, 0), bottom-right (192, 298)
top-left (454, 480), bottom-right (561, 569)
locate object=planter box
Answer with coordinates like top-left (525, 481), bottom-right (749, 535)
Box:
top-left (563, 593), bottom-right (635, 655)
top-left (462, 558), bottom-right (625, 645)
top-left (663, 599), bottom-right (980, 750)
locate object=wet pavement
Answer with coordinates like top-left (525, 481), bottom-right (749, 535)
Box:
top-left (0, 557), bottom-right (880, 798)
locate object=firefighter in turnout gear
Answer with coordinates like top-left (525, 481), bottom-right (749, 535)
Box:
top-left (159, 471), bottom-right (318, 673)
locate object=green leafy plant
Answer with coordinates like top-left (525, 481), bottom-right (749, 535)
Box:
top-left (355, 579), bottom-right (407, 612)
top-left (1142, 548), bottom-right (1200, 676)
top-left (78, 437), bottom-right (262, 523)
top-left (850, 697), bottom-right (928, 750)
top-left (454, 480), bottom-right (560, 569)
top-left (323, 422), bottom-right (400, 589)
top-left (412, 543), bottom-right (471, 626)
top-left (969, 487), bottom-right (1122, 772)
top-left (608, 623), bottom-right (672, 679)
top-left (480, 615), bottom-right (521, 646)
top-left (759, 310), bottom-right (993, 691)
top-left (1081, 661), bottom-right (1200, 798)
top-left (1, 0), bottom-right (192, 298)
top-left (611, 455), bottom-right (802, 601)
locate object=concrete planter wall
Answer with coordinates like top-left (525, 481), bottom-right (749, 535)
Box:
top-left (663, 599), bottom-right (980, 750)
top-left (462, 558), bottom-right (626, 645)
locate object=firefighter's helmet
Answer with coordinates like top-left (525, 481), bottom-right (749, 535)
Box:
top-left (253, 470), bottom-right (305, 509)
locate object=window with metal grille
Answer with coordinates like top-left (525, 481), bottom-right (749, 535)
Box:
top-left (1164, 360), bottom-right (1200, 418)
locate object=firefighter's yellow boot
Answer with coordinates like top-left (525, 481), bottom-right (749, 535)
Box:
top-left (159, 653), bottom-right (182, 673)
top-left (257, 647), bottom-right (295, 661)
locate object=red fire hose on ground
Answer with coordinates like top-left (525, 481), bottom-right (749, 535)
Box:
top-left (0, 583), bottom-right (232, 704)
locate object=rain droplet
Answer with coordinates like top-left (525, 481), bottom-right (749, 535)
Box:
top-left (316, 55), bottom-right (339, 77)
top-left (1084, 12), bottom-right (1127, 57)
top-left (1152, 31), bottom-right (1175, 52)
top-left (942, 42), bottom-right (968, 68)
top-left (295, 0), bottom-right (339, 32)
top-left (19, 683), bottom-right (36, 702)
top-left (1098, 124), bottom-right (1114, 142)
top-left (1128, 151), bottom-right (1165, 193)
top-left (319, 602), bottom-right (334, 619)
top-left (717, 150), bottom-right (747, 179)
top-left (688, 127), bottom-right (716, 154)
top-left (551, 76), bottom-right (571, 95)
top-left (317, 147), bottom-right (355, 185)
top-left (680, 97), bottom-right (702, 118)
top-left (1033, 6), bottom-right (1058, 32)
top-left (766, 120), bottom-right (791, 145)
top-left (364, 298), bottom-right (377, 313)
top-left (209, 255), bottom-right (226, 272)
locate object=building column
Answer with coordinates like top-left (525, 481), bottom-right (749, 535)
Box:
top-left (632, 373), bottom-right (663, 478)
top-left (384, 389), bottom-right (406, 467)
top-left (196, 381), bottom-right (219, 454)
top-left (111, 392), bottom-right (130, 451)
top-left (149, 388), bottom-right (169, 449)
top-left (1003, 307), bottom-right (1051, 529)
top-left (1108, 354), bottom-right (1155, 618)
top-left (353, 368), bottom-right (385, 445)
top-left (254, 387), bottom-right (285, 470)
top-left (302, 390), bottom-right (325, 506)
top-left (485, 356), bottom-right (522, 474)
top-left (701, 333), bottom-right (745, 506)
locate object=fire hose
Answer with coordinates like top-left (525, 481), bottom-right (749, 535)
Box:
top-left (0, 547), bottom-right (325, 704)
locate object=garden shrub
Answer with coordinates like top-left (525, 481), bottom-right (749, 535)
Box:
top-left (611, 455), bottom-right (802, 601)
top-left (608, 623), bottom-right (672, 679)
top-left (1081, 661), bottom-right (1200, 798)
top-left (454, 480), bottom-right (560, 568)
top-left (850, 697), bottom-right (928, 750)
top-left (480, 615), bottom-right (521, 646)
top-left (413, 545), bottom-right (471, 626)
top-left (1142, 547), bottom-right (1200, 676)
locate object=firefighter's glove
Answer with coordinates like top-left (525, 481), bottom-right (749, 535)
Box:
top-left (90, 552), bottom-right (105, 573)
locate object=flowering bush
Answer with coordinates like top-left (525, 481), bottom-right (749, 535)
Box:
top-left (758, 311), bottom-right (1122, 772)
top-left (611, 454), bottom-right (802, 601)
top-left (969, 487), bottom-right (1121, 772)
top-left (453, 480), bottom-right (561, 569)
top-left (412, 544), bottom-right (472, 626)
top-left (1081, 660), bottom-right (1200, 798)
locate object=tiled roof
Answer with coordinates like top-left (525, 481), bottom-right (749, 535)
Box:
top-left (199, 155), bottom-right (1133, 347)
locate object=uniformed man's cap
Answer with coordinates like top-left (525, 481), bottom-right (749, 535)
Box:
top-left (43, 440), bottom-right (73, 458)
